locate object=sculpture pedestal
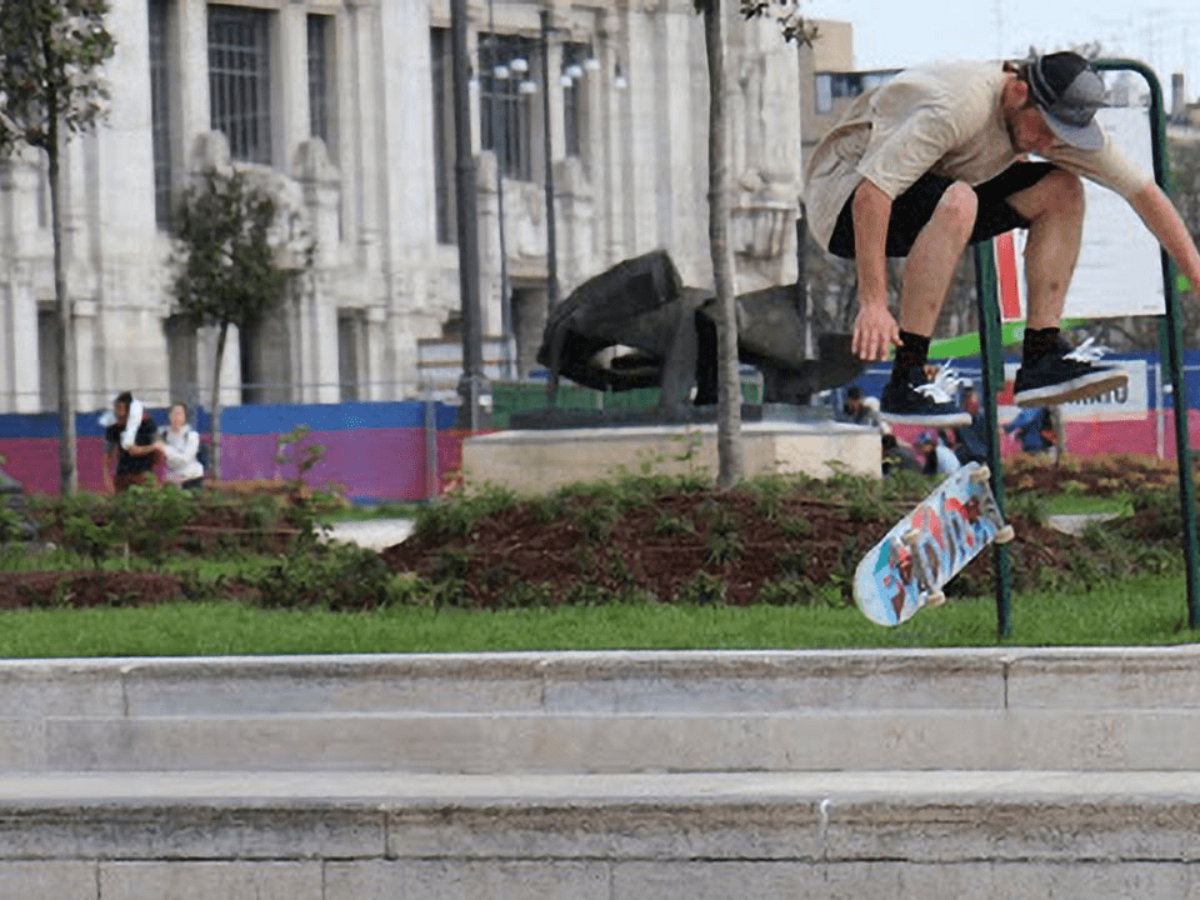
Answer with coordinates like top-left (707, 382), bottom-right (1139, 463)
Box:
top-left (462, 421), bottom-right (881, 495)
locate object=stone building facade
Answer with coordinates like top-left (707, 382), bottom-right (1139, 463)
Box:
top-left (0, 0), bottom-right (805, 413)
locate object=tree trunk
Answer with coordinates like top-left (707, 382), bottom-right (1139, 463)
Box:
top-left (210, 322), bottom-right (228, 481)
top-left (48, 98), bottom-right (78, 495)
top-left (704, 0), bottom-right (743, 489)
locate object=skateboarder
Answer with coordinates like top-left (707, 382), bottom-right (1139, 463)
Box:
top-left (804, 49), bottom-right (1200, 426)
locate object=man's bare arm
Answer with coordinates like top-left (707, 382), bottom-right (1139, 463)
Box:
top-left (1128, 183), bottom-right (1200, 290)
top-left (851, 179), bottom-right (902, 361)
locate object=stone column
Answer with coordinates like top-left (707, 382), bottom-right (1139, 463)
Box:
top-left (729, 11), bottom-right (801, 290)
top-left (72, 300), bottom-right (99, 412)
top-left (597, 9), bottom-right (629, 266)
top-left (365, 306), bottom-right (391, 400)
top-left (280, 0), bottom-right (311, 169)
top-left (554, 157), bottom-right (594, 296)
top-left (176, 0), bottom-right (210, 155)
top-left (0, 149), bottom-right (43, 412)
top-left (475, 150), bottom-right (505, 341)
top-left (346, 0), bottom-right (382, 273)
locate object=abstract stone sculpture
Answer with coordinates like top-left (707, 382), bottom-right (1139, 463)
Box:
top-left (537, 249), bottom-right (863, 418)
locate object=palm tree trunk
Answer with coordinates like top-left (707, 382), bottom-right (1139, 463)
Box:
top-left (704, 0), bottom-right (743, 489)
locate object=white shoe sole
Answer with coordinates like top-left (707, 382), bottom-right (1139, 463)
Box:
top-left (1014, 369), bottom-right (1128, 407)
top-left (879, 410), bottom-right (973, 427)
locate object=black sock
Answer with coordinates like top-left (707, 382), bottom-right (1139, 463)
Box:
top-left (1023, 327), bottom-right (1061, 366)
top-left (892, 332), bottom-right (931, 382)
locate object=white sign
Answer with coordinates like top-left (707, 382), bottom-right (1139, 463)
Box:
top-left (1066, 105), bottom-right (1164, 318)
top-left (1001, 105), bottom-right (1164, 320)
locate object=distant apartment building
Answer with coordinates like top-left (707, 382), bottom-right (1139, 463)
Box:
top-left (798, 20), bottom-right (900, 173)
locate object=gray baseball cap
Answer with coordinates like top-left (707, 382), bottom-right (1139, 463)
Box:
top-left (1026, 50), bottom-right (1106, 151)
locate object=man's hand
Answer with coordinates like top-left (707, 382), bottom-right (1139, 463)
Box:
top-left (852, 304), bottom-right (902, 362)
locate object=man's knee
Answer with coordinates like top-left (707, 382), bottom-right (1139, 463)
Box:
top-left (1041, 168), bottom-right (1085, 214)
top-left (934, 181), bottom-right (979, 238)
top-left (1017, 168), bottom-right (1085, 221)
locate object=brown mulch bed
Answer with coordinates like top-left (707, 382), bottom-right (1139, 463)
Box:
top-left (0, 571), bottom-right (185, 609)
top-left (381, 487), bottom-right (1088, 609)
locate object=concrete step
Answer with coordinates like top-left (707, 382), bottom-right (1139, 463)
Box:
top-left (7, 646), bottom-right (1200, 719)
top-left (5, 648), bottom-right (1200, 773)
top-left (17, 707), bottom-right (1200, 772)
top-left (6, 770), bottom-right (1200, 898)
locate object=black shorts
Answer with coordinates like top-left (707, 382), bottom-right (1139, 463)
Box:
top-left (827, 161), bottom-right (1059, 259)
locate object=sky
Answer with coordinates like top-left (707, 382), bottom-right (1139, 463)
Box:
top-left (801, 0), bottom-right (1200, 104)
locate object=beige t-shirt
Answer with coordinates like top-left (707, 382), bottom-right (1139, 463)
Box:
top-left (803, 59), bottom-right (1153, 251)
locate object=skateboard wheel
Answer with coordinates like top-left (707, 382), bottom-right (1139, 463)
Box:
top-left (926, 590), bottom-right (946, 608)
top-left (970, 465), bottom-right (991, 483)
top-left (995, 525), bottom-right (1015, 544)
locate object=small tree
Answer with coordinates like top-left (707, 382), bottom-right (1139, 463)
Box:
top-left (696, 0), bottom-right (815, 489)
top-left (170, 166), bottom-right (312, 480)
top-left (0, 0), bottom-right (116, 495)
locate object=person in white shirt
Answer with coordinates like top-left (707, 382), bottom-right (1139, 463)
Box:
top-left (156, 401), bottom-right (205, 489)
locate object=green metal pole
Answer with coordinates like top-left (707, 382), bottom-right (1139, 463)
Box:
top-left (1096, 59), bottom-right (1200, 628)
top-left (972, 241), bottom-right (1013, 639)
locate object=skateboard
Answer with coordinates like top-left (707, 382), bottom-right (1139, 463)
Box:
top-left (853, 463), bottom-right (1014, 626)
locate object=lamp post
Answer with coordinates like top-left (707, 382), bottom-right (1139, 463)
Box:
top-left (540, 9), bottom-right (559, 314)
top-left (450, 0), bottom-right (489, 429)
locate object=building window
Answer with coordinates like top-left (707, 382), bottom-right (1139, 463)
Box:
top-left (815, 70), bottom-right (899, 115)
top-left (307, 13), bottom-right (334, 156)
top-left (562, 43), bottom-right (589, 160)
top-left (37, 308), bottom-right (58, 413)
top-left (815, 73), bottom-right (832, 113)
top-left (165, 314), bottom-right (198, 407)
top-left (208, 5), bottom-right (273, 165)
top-left (479, 33), bottom-right (537, 181)
top-left (430, 27), bottom-right (455, 245)
top-left (148, 0), bottom-right (173, 229)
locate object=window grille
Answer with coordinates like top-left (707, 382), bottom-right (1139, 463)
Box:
top-left (208, 5), bottom-right (273, 165)
top-left (430, 27), bottom-right (455, 244)
top-left (149, 0), bottom-right (173, 228)
top-left (307, 14), bottom-right (332, 149)
top-left (478, 33), bottom-right (537, 181)
top-left (562, 43), bottom-right (589, 159)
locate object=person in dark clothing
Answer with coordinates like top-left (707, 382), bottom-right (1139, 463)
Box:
top-left (881, 433), bottom-right (922, 477)
top-left (102, 391), bottom-right (163, 493)
top-left (954, 385), bottom-right (990, 464)
top-left (1005, 405), bottom-right (1056, 455)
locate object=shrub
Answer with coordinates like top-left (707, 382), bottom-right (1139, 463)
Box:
top-left (247, 541), bottom-right (401, 611)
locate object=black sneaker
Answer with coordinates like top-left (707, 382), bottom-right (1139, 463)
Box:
top-left (879, 362), bottom-right (972, 427)
top-left (1013, 337), bottom-right (1127, 407)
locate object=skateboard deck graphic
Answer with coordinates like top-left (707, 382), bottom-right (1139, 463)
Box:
top-left (853, 463), bottom-right (1014, 626)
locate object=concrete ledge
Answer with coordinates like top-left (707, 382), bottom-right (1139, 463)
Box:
top-left (7, 649), bottom-right (1200, 773)
top-left (4, 770), bottom-right (1200, 864)
top-left (22, 708), bottom-right (1200, 772)
top-left (7, 646), bottom-right (1200, 716)
top-left (461, 421), bottom-right (881, 493)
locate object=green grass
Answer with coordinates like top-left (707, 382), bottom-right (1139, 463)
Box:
top-left (1032, 493), bottom-right (1136, 517)
top-left (0, 571), bottom-right (1194, 658)
top-left (1, 474), bottom-right (1192, 658)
